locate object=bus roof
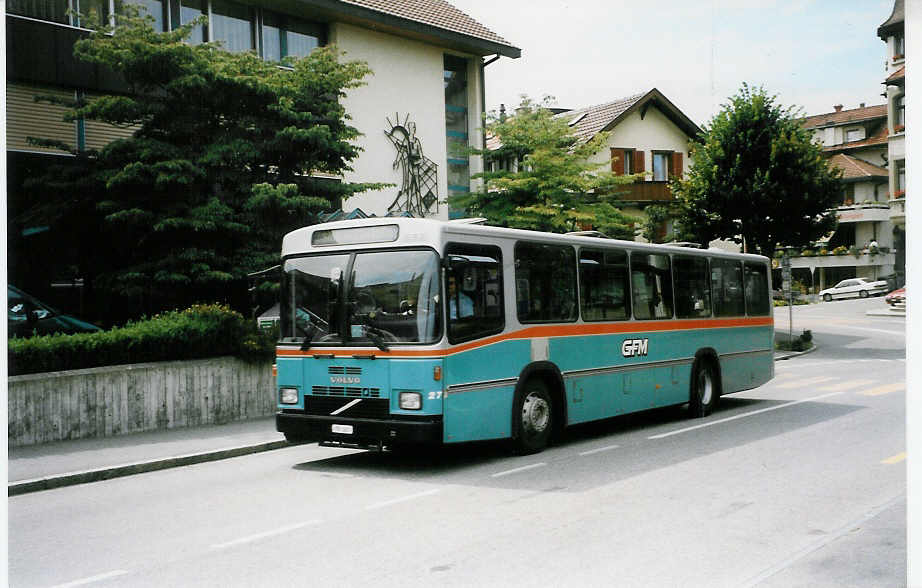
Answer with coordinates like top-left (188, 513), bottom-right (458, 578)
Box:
top-left (281, 217), bottom-right (769, 262)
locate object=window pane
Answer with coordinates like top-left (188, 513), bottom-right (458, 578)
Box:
top-left (744, 262), bottom-right (771, 317)
top-left (211, 0), bottom-right (254, 53)
top-left (262, 12), bottom-right (324, 62)
top-left (123, 0), bottom-right (166, 31)
top-left (444, 55), bottom-right (468, 108)
top-left (76, 0), bottom-right (110, 27)
top-left (445, 244), bottom-right (504, 343)
top-left (674, 256), bottom-right (711, 318)
top-left (579, 248), bottom-right (629, 321)
top-left (177, 0), bottom-right (206, 44)
top-left (262, 22), bottom-right (282, 62)
top-left (8, 1), bottom-right (70, 24)
top-left (515, 242), bottom-right (578, 323)
top-left (631, 253), bottom-right (673, 319)
top-left (711, 259), bottom-right (744, 317)
top-left (281, 254), bottom-right (349, 343)
top-left (653, 153), bottom-right (668, 181)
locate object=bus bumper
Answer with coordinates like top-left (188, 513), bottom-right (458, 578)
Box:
top-left (276, 412), bottom-right (443, 446)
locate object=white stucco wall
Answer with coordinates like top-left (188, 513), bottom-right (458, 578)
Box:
top-left (330, 23), bottom-right (482, 220)
top-left (587, 106), bottom-right (692, 175)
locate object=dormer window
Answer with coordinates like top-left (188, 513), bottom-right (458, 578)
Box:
top-left (846, 128), bottom-right (864, 143)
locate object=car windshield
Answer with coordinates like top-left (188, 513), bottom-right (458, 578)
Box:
top-left (280, 249), bottom-right (442, 346)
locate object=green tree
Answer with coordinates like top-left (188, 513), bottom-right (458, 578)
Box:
top-left (451, 96), bottom-right (638, 238)
top-left (25, 8), bottom-right (384, 319)
top-left (641, 204), bottom-right (673, 244)
top-left (673, 84), bottom-right (842, 256)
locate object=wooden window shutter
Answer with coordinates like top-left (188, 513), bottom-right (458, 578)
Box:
top-left (671, 151), bottom-right (683, 178)
top-left (634, 150), bottom-right (645, 175)
top-left (611, 148), bottom-right (625, 175)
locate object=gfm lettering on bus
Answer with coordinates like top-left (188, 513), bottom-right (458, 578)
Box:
top-left (621, 338), bottom-right (649, 358)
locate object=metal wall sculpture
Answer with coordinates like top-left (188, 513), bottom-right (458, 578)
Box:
top-left (385, 113), bottom-right (439, 216)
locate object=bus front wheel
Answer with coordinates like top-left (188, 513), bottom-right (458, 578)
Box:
top-left (513, 379), bottom-right (553, 454)
top-left (690, 359), bottom-right (718, 418)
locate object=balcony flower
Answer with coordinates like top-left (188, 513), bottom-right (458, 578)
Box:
top-left (893, 54), bottom-right (905, 61)
top-left (894, 124), bottom-right (905, 133)
top-left (893, 190), bottom-right (906, 199)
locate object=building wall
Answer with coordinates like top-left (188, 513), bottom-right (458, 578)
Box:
top-left (332, 23), bottom-right (482, 220)
top-left (588, 106), bottom-right (691, 175)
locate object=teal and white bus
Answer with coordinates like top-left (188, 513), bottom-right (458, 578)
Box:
top-left (275, 217), bottom-right (774, 454)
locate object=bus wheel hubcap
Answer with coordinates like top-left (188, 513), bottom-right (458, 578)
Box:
top-left (522, 393), bottom-right (550, 434)
top-left (699, 370), bottom-right (712, 405)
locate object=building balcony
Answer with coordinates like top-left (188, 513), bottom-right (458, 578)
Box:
top-left (889, 196), bottom-right (905, 224)
top-left (612, 181), bottom-right (672, 202)
top-left (834, 202), bottom-right (891, 223)
top-left (787, 251), bottom-right (896, 270)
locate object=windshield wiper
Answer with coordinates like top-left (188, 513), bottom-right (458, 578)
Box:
top-left (364, 326), bottom-right (390, 352)
top-left (299, 324), bottom-right (318, 351)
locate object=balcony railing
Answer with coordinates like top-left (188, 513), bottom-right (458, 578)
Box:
top-left (611, 181), bottom-right (672, 202)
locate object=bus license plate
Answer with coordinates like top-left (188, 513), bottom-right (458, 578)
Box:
top-left (332, 424), bottom-right (353, 435)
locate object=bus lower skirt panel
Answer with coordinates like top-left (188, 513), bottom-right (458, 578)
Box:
top-left (276, 412), bottom-right (443, 446)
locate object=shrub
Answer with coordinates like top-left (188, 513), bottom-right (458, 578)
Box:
top-left (832, 246), bottom-right (848, 256)
top-left (9, 304), bottom-right (275, 376)
top-left (775, 329), bottom-right (814, 351)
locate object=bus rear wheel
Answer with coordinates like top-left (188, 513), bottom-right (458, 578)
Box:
top-left (513, 379), bottom-right (553, 454)
top-left (690, 359), bottom-right (718, 418)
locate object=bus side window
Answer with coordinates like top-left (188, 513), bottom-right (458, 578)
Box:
top-left (630, 253), bottom-right (673, 320)
top-left (674, 256), bottom-right (711, 318)
top-left (515, 242), bottom-right (578, 323)
top-left (445, 243), bottom-right (504, 344)
top-left (711, 259), bottom-right (744, 317)
top-left (744, 262), bottom-right (771, 316)
top-left (579, 248), bottom-right (629, 321)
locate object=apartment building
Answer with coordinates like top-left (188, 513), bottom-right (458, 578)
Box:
top-left (878, 0), bottom-right (905, 283)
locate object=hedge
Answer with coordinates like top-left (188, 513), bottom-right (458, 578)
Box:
top-left (9, 304), bottom-right (276, 376)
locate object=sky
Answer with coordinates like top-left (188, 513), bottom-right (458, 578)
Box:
top-left (448, 0), bottom-right (895, 125)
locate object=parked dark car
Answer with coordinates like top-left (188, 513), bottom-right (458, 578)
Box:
top-left (8, 285), bottom-right (101, 337)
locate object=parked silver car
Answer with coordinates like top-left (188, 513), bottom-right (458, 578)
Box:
top-left (818, 277), bottom-right (889, 302)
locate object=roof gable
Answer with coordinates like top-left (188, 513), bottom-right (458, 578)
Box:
top-left (556, 89), bottom-right (701, 144)
top-left (801, 104), bottom-right (887, 129)
top-left (827, 153), bottom-right (888, 181)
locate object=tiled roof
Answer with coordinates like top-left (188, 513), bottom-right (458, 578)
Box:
top-left (342, 0), bottom-right (516, 49)
top-left (801, 104), bottom-right (887, 129)
top-left (823, 125), bottom-right (888, 152)
top-left (878, 0), bottom-right (904, 39)
top-left (827, 153), bottom-right (888, 180)
top-left (886, 65), bottom-right (905, 83)
top-left (555, 92), bottom-right (648, 143)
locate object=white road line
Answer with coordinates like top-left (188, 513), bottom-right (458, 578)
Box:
top-left (774, 376), bottom-right (837, 389)
top-left (210, 520), bottom-right (321, 550)
top-left (578, 444), bottom-right (621, 456)
top-left (647, 391), bottom-right (845, 440)
top-left (816, 379), bottom-right (874, 392)
top-left (491, 462), bottom-right (547, 478)
top-left (365, 489), bottom-right (440, 510)
top-left (51, 570), bottom-right (130, 588)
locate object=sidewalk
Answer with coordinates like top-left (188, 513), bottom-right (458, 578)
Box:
top-left (8, 417), bottom-right (287, 496)
top-left (10, 352), bottom-right (808, 496)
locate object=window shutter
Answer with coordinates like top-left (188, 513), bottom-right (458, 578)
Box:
top-left (611, 148), bottom-right (625, 175)
top-left (634, 150), bottom-right (645, 176)
top-left (671, 151), bottom-right (683, 178)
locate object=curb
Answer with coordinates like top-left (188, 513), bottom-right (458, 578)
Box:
top-left (8, 439), bottom-right (290, 496)
top-left (775, 343), bottom-right (818, 361)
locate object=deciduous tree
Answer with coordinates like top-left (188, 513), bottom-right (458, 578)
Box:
top-left (451, 97), bottom-right (638, 238)
top-left (672, 84), bottom-right (842, 256)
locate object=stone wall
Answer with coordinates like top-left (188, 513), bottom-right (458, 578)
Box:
top-left (8, 357), bottom-right (275, 447)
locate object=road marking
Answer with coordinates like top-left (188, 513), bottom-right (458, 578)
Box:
top-left (648, 391), bottom-right (845, 440)
top-left (882, 452), bottom-right (906, 464)
top-left (365, 489), bottom-right (440, 510)
top-left (862, 382), bottom-right (905, 396)
top-left (51, 570), bottom-right (130, 588)
top-left (578, 444), bottom-right (620, 456)
top-left (816, 379), bottom-right (874, 392)
top-left (211, 520), bottom-right (321, 550)
top-left (774, 376), bottom-right (837, 390)
top-left (491, 462), bottom-right (547, 478)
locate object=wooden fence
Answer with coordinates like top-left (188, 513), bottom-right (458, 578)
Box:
top-left (8, 357), bottom-right (275, 447)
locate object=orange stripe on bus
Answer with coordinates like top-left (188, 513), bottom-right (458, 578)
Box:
top-left (276, 316), bottom-right (773, 359)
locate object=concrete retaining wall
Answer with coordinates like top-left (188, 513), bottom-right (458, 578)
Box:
top-left (8, 357), bottom-right (275, 447)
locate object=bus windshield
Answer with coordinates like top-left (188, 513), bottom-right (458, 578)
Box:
top-left (280, 249), bottom-right (442, 346)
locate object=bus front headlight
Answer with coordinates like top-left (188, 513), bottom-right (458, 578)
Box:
top-left (399, 391), bottom-right (422, 410)
top-left (279, 387), bottom-right (299, 405)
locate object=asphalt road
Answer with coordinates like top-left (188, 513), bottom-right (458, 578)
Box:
top-left (9, 297), bottom-right (906, 587)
